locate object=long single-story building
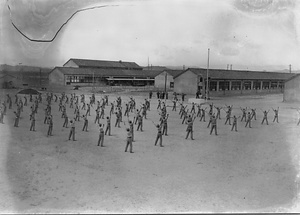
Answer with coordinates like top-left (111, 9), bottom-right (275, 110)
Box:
top-left (283, 74), bottom-right (300, 102)
top-left (174, 68), bottom-right (296, 97)
top-left (154, 69), bottom-right (183, 90)
top-left (49, 67), bottom-right (161, 86)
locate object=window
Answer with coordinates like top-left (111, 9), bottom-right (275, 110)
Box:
top-left (262, 81), bottom-right (270, 89)
top-left (170, 82), bottom-right (174, 88)
top-left (231, 81), bottom-right (241, 90)
top-left (243, 81), bottom-right (252, 90)
top-left (219, 81), bottom-right (229, 91)
top-left (209, 81), bottom-right (217, 91)
top-left (279, 82), bottom-right (284, 89)
top-left (271, 81), bottom-right (278, 89)
top-left (253, 81), bottom-right (261, 89)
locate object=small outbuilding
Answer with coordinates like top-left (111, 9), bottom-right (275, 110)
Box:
top-left (283, 74), bottom-right (300, 102)
top-left (154, 70), bottom-right (183, 90)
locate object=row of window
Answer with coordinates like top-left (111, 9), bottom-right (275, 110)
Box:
top-left (65, 75), bottom-right (153, 83)
top-left (208, 81), bottom-right (284, 91)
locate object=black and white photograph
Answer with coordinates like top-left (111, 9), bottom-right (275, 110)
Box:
top-left (0, 0), bottom-right (300, 213)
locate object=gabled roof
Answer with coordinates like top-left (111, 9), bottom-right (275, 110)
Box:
top-left (51, 67), bottom-right (160, 78)
top-left (63, 58), bottom-right (141, 69)
top-left (177, 68), bottom-right (296, 80)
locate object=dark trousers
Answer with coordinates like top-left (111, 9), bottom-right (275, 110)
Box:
top-left (261, 118), bottom-right (268, 125)
top-left (137, 122), bottom-right (143, 131)
top-left (186, 129), bottom-right (193, 140)
top-left (155, 133), bottom-right (163, 146)
top-left (97, 133), bottom-right (104, 146)
top-left (225, 117), bottom-right (231, 125)
top-left (231, 123), bottom-right (237, 131)
top-left (125, 138), bottom-right (133, 153)
top-left (47, 125), bottom-right (53, 136)
top-left (82, 121), bottom-right (88, 131)
top-left (210, 125), bottom-right (217, 135)
top-left (69, 127), bottom-right (75, 140)
top-left (63, 119), bottom-right (68, 128)
top-left (14, 118), bottom-right (19, 127)
top-left (30, 121), bottom-right (35, 131)
top-left (162, 125), bottom-right (168, 135)
top-left (105, 125), bottom-right (111, 135)
top-left (273, 116), bottom-right (278, 123)
top-left (245, 120), bottom-right (251, 128)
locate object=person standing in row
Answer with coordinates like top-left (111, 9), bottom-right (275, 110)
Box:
top-left (161, 114), bottom-right (169, 136)
top-left (82, 115), bottom-right (88, 132)
top-left (125, 125), bottom-right (133, 153)
top-left (97, 123), bottom-right (104, 147)
top-left (63, 114), bottom-right (68, 128)
top-left (261, 109), bottom-right (269, 125)
top-left (231, 115), bottom-right (240, 132)
top-left (68, 119), bottom-right (76, 141)
top-left (245, 112), bottom-right (252, 128)
top-left (154, 123), bottom-right (163, 147)
top-left (210, 114), bottom-right (218, 135)
top-left (105, 116), bottom-right (111, 136)
top-left (185, 116), bottom-right (196, 140)
top-left (30, 113), bottom-right (36, 131)
top-left (136, 114), bottom-right (143, 131)
top-left (47, 115), bottom-right (53, 136)
top-left (240, 107), bottom-right (247, 122)
top-left (14, 111), bottom-right (20, 127)
top-left (272, 107), bottom-right (279, 123)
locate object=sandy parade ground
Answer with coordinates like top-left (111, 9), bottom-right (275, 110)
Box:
top-left (0, 88), bottom-right (299, 213)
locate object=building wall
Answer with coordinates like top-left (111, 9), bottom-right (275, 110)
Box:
top-left (155, 71), bottom-right (174, 89)
top-left (174, 70), bottom-right (198, 94)
top-left (49, 69), bottom-right (65, 85)
top-left (283, 75), bottom-right (300, 102)
top-left (63, 60), bottom-right (79, 68)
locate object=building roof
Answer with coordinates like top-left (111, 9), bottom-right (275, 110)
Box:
top-left (51, 67), bottom-right (161, 78)
top-left (175, 68), bottom-right (296, 80)
top-left (165, 69), bottom-right (184, 77)
top-left (63, 58), bottom-right (142, 69)
top-left (285, 73), bottom-right (300, 82)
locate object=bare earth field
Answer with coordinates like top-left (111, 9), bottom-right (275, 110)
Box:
top-left (0, 89), bottom-right (299, 213)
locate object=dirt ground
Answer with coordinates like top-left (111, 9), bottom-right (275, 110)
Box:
top-left (0, 89), bottom-right (299, 213)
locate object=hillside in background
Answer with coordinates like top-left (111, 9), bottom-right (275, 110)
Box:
top-left (0, 64), bottom-right (53, 74)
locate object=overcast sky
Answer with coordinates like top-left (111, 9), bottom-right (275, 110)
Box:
top-left (0, 0), bottom-right (300, 71)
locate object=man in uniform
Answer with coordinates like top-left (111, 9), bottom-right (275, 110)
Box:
top-left (82, 115), bottom-right (88, 131)
top-left (97, 123), bottom-right (105, 147)
top-left (47, 115), bottom-right (53, 136)
top-left (185, 116), bottom-right (196, 140)
top-left (272, 107), bottom-right (279, 123)
top-left (261, 109), bottom-right (270, 125)
top-left (154, 123), bottom-right (163, 147)
top-left (30, 113), bottom-right (36, 131)
top-left (105, 116), bottom-right (111, 136)
top-left (68, 119), bottom-right (76, 141)
top-left (210, 114), bottom-right (217, 135)
top-left (245, 112), bottom-right (252, 128)
top-left (125, 127), bottom-right (133, 153)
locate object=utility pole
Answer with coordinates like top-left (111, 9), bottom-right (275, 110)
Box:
top-left (39, 68), bottom-right (41, 86)
top-left (289, 64), bottom-right (292, 73)
top-left (206, 48), bottom-right (210, 101)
